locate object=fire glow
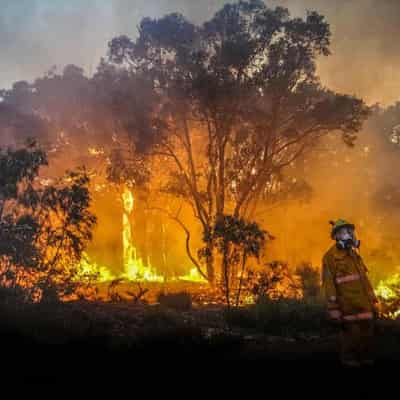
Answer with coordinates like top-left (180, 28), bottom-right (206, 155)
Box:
top-left (375, 273), bottom-right (400, 319)
top-left (76, 186), bottom-right (206, 285)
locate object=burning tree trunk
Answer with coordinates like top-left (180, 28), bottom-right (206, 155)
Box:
top-left (121, 186), bottom-right (163, 282)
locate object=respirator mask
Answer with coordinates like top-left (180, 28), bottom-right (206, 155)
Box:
top-left (335, 226), bottom-right (360, 250)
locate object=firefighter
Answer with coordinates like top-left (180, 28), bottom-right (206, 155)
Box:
top-left (322, 219), bottom-right (379, 367)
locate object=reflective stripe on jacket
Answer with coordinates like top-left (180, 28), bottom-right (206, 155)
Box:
top-left (342, 312), bottom-right (374, 321)
top-left (322, 244), bottom-right (377, 318)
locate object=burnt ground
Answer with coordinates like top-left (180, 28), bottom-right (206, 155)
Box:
top-left (0, 300), bottom-right (399, 390)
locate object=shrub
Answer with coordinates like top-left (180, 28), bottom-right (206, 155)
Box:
top-left (249, 261), bottom-right (302, 302)
top-left (295, 262), bottom-right (321, 301)
top-left (225, 298), bottom-right (332, 337)
top-left (157, 291), bottom-right (192, 311)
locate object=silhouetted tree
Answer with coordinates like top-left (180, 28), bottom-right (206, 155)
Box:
top-left (250, 260), bottom-right (301, 302)
top-left (108, 0), bottom-right (370, 283)
top-left (0, 141), bottom-right (97, 302)
top-left (1, 64), bottom-right (161, 273)
top-left (370, 102), bottom-right (400, 146)
top-left (203, 214), bottom-right (267, 307)
top-left (295, 262), bottom-right (320, 300)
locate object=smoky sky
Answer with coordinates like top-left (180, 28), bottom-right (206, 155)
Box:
top-left (1, 0), bottom-right (399, 105)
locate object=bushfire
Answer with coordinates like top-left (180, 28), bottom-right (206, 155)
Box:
top-left (1, 0), bottom-right (400, 326)
top-left (15, 176), bottom-right (395, 316)
top-left (72, 183), bottom-right (400, 317)
top-left (77, 186), bottom-right (206, 285)
top-left (375, 273), bottom-right (400, 319)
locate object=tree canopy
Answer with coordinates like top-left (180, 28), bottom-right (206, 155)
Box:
top-left (108, 0), bottom-right (370, 282)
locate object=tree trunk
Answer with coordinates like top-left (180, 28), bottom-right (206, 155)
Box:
top-left (222, 245), bottom-right (230, 308)
top-left (206, 241), bottom-right (215, 285)
top-left (236, 253), bottom-right (248, 307)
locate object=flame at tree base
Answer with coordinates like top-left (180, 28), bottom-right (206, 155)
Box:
top-left (177, 268), bottom-right (207, 283)
top-left (76, 186), bottom-right (206, 285)
top-left (76, 253), bottom-right (207, 285)
top-left (76, 254), bottom-right (116, 283)
top-left (121, 186), bottom-right (165, 282)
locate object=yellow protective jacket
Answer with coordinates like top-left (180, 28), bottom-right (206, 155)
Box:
top-left (322, 244), bottom-right (378, 321)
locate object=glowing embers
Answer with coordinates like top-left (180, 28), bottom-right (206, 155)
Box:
top-left (88, 147), bottom-right (105, 156)
top-left (76, 253), bottom-right (115, 283)
top-left (177, 267), bottom-right (207, 283)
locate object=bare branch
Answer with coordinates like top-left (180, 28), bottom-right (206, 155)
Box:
top-left (146, 206), bottom-right (208, 281)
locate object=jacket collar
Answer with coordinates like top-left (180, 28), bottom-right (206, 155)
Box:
top-left (331, 244), bottom-right (353, 259)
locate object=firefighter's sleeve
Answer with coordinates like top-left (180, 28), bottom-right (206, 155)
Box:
top-left (321, 255), bottom-right (341, 318)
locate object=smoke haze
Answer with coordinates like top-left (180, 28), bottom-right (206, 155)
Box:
top-left (1, 0), bottom-right (400, 105)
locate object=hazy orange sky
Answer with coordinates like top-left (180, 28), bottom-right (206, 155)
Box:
top-left (1, 0), bottom-right (399, 105)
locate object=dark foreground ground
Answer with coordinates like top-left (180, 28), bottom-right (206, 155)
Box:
top-left (1, 299), bottom-right (399, 390)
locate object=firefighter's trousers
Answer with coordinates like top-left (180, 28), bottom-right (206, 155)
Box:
top-left (340, 319), bottom-right (375, 365)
